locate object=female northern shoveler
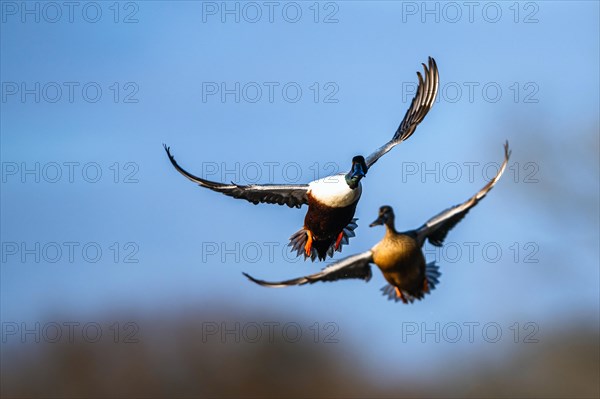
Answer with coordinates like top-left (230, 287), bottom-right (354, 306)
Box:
top-left (164, 57), bottom-right (439, 261)
top-left (243, 143), bottom-right (511, 303)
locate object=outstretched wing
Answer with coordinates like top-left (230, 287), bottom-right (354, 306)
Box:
top-left (164, 145), bottom-right (309, 208)
top-left (243, 251), bottom-right (374, 288)
top-left (366, 57), bottom-right (439, 168)
top-left (414, 142), bottom-right (511, 247)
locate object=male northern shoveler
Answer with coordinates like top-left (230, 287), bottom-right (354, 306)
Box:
top-left (164, 57), bottom-right (439, 261)
top-left (243, 143), bottom-right (511, 303)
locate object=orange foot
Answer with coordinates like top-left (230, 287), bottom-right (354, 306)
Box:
top-left (304, 230), bottom-right (313, 257)
top-left (423, 278), bottom-right (430, 294)
top-left (334, 231), bottom-right (344, 250)
top-left (395, 287), bottom-right (408, 304)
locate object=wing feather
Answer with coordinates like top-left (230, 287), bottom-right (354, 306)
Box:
top-left (164, 145), bottom-right (309, 208)
top-left (243, 251), bottom-right (374, 288)
top-left (366, 57), bottom-right (440, 168)
top-left (415, 142), bottom-right (511, 246)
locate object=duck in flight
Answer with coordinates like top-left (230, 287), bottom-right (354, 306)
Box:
top-left (164, 57), bottom-right (439, 261)
top-left (243, 143), bottom-right (511, 303)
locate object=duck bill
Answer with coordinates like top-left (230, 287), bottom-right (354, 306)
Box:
top-left (350, 163), bottom-right (366, 180)
top-left (369, 216), bottom-right (385, 227)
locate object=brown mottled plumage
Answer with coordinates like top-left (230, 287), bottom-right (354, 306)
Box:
top-left (368, 206), bottom-right (435, 303)
top-left (371, 217), bottom-right (428, 302)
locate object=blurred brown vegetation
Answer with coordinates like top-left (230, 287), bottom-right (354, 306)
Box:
top-left (1, 311), bottom-right (598, 399)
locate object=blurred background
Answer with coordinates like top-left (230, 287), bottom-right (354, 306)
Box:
top-left (1, 1), bottom-right (598, 397)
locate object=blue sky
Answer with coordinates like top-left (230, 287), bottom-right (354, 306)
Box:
top-left (1, 1), bottom-right (599, 379)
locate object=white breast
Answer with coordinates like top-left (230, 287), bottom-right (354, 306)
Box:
top-left (308, 174), bottom-right (362, 208)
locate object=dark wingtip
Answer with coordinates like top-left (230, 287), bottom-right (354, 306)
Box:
top-left (242, 272), bottom-right (289, 288)
top-left (163, 143), bottom-right (172, 158)
top-left (242, 272), bottom-right (262, 285)
top-left (504, 140), bottom-right (512, 159)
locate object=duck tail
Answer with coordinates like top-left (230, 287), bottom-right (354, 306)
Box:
top-left (288, 219), bottom-right (359, 262)
top-left (425, 261), bottom-right (441, 291)
top-left (381, 262), bottom-right (442, 304)
top-left (380, 285), bottom-right (418, 304)
top-left (288, 228), bottom-right (317, 262)
top-left (287, 231), bottom-right (334, 262)
top-left (335, 218), bottom-right (358, 253)
top-left (312, 239), bottom-right (333, 262)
